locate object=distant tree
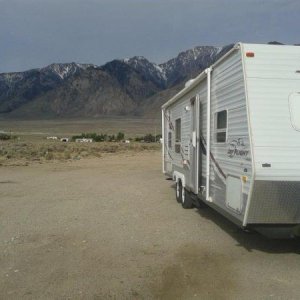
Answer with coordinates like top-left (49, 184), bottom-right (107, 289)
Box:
top-left (0, 133), bottom-right (13, 140)
top-left (108, 134), bottom-right (116, 142)
top-left (117, 132), bottom-right (125, 141)
top-left (144, 134), bottom-right (155, 143)
top-left (155, 134), bottom-right (162, 141)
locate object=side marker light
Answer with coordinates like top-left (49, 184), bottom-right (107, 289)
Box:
top-left (246, 52), bottom-right (255, 57)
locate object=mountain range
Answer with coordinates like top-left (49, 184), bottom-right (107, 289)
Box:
top-left (0, 43), bottom-right (234, 119)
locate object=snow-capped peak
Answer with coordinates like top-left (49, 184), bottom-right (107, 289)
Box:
top-left (122, 56), bottom-right (167, 82)
top-left (42, 63), bottom-right (96, 80)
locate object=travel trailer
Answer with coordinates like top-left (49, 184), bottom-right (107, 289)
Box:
top-left (162, 43), bottom-right (300, 238)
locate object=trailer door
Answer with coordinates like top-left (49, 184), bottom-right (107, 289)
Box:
top-left (189, 95), bottom-right (199, 193)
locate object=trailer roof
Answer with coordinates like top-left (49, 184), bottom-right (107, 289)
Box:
top-left (161, 42), bottom-right (298, 109)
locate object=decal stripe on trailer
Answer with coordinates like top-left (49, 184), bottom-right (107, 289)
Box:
top-left (200, 134), bottom-right (227, 180)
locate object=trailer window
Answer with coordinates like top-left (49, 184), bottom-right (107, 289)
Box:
top-left (168, 132), bottom-right (172, 149)
top-left (175, 118), bottom-right (181, 153)
top-left (215, 110), bottom-right (227, 143)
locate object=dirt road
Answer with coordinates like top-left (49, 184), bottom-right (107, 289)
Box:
top-left (0, 151), bottom-right (299, 299)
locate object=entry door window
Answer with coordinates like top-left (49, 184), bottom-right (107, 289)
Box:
top-left (175, 118), bottom-right (181, 153)
top-left (215, 110), bottom-right (227, 143)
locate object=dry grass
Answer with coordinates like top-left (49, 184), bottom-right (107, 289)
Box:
top-left (0, 118), bottom-right (161, 139)
top-left (0, 140), bottom-right (160, 166)
top-left (0, 118), bottom-right (162, 166)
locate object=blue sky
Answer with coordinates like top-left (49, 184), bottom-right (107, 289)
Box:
top-left (0, 0), bottom-right (299, 72)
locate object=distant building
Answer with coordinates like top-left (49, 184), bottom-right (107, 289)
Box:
top-left (60, 137), bottom-right (69, 142)
top-left (75, 138), bottom-right (93, 143)
top-left (47, 136), bottom-right (58, 140)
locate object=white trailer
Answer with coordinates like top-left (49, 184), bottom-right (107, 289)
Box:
top-left (162, 43), bottom-right (300, 238)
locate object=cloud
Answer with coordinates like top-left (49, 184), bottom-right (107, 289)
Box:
top-left (0, 0), bottom-right (299, 72)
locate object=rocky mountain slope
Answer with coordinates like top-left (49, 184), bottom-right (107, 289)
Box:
top-left (0, 44), bottom-right (233, 118)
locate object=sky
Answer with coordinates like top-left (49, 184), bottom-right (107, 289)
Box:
top-left (0, 0), bottom-right (299, 73)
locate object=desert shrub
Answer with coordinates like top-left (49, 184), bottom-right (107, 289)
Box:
top-left (45, 152), bottom-right (54, 160)
top-left (30, 150), bottom-right (38, 157)
top-left (80, 151), bottom-right (89, 157)
top-left (64, 152), bottom-right (71, 159)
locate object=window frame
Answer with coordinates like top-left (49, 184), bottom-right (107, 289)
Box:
top-left (214, 109), bottom-right (228, 144)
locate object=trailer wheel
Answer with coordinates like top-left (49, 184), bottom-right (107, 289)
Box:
top-left (176, 180), bottom-right (182, 203)
top-left (181, 188), bottom-right (194, 209)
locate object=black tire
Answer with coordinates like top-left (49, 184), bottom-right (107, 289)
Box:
top-left (175, 180), bottom-right (182, 203)
top-left (181, 188), bottom-right (194, 209)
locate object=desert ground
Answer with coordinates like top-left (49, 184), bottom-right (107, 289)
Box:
top-left (0, 119), bottom-right (300, 299)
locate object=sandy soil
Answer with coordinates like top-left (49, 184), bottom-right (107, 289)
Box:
top-left (0, 151), bottom-right (300, 299)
